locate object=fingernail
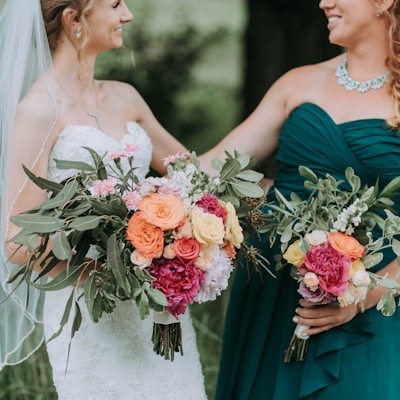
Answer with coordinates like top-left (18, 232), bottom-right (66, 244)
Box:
top-left (295, 308), bottom-right (299, 313)
top-left (292, 316), bottom-right (298, 323)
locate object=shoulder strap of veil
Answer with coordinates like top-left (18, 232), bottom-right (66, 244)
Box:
top-left (0, 0), bottom-right (58, 369)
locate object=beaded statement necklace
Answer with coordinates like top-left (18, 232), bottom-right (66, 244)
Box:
top-left (335, 57), bottom-right (389, 93)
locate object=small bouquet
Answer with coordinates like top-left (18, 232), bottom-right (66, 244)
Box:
top-left (260, 166), bottom-right (400, 362)
top-left (8, 146), bottom-right (265, 360)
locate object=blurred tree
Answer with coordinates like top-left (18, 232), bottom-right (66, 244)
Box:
top-left (242, 0), bottom-right (341, 177)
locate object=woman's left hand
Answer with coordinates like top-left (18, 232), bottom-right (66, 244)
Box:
top-left (293, 300), bottom-right (359, 336)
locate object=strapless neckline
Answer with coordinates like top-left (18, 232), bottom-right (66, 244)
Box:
top-left (294, 103), bottom-right (386, 127)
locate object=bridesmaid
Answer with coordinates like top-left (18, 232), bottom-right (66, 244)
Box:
top-left (200, 0), bottom-right (400, 399)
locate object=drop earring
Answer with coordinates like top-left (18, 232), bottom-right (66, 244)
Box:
top-left (376, 8), bottom-right (381, 17)
top-left (76, 26), bottom-right (82, 39)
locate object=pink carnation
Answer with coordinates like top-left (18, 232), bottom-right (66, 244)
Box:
top-left (108, 151), bottom-right (126, 160)
top-left (196, 194), bottom-right (227, 224)
top-left (123, 191), bottom-right (142, 211)
top-left (124, 143), bottom-right (140, 156)
top-left (301, 245), bottom-right (351, 297)
top-left (162, 151), bottom-right (191, 167)
top-left (148, 257), bottom-right (204, 318)
top-left (91, 179), bottom-right (117, 197)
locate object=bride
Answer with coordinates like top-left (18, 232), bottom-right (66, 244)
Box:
top-left (0, 0), bottom-right (207, 399)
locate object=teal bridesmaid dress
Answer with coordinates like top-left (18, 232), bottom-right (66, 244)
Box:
top-left (216, 103), bottom-right (400, 400)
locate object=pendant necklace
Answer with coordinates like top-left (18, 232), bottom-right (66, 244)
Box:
top-left (57, 79), bottom-right (102, 130)
top-left (335, 57), bottom-right (389, 93)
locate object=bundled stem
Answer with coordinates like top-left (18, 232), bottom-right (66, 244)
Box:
top-left (151, 322), bottom-right (183, 361)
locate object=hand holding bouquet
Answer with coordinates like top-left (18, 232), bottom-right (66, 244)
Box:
top-left (261, 166), bottom-right (400, 362)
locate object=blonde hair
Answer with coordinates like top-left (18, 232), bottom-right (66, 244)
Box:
top-left (40, 0), bottom-right (98, 58)
top-left (385, 1), bottom-right (400, 128)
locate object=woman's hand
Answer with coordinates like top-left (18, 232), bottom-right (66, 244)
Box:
top-left (293, 300), bottom-right (359, 336)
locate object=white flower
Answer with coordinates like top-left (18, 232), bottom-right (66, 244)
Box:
top-left (352, 270), bottom-right (371, 287)
top-left (130, 250), bottom-right (152, 269)
top-left (194, 249), bottom-right (233, 303)
top-left (304, 230), bottom-right (328, 246)
top-left (303, 272), bottom-right (319, 291)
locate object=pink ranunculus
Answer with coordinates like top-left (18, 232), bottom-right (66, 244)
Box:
top-left (148, 257), bottom-right (204, 318)
top-left (303, 245), bottom-right (351, 297)
top-left (173, 237), bottom-right (201, 263)
top-left (196, 194), bottom-right (227, 224)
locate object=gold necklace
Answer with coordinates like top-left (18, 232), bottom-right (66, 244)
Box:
top-left (57, 79), bottom-right (102, 130)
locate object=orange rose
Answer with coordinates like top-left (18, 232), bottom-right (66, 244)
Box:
top-left (126, 212), bottom-right (164, 259)
top-left (139, 193), bottom-right (186, 231)
top-left (328, 232), bottom-right (364, 260)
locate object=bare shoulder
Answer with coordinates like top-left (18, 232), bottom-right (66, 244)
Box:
top-left (16, 83), bottom-right (58, 129)
top-left (274, 55), bottom-right (342, 111)
top-left (99, 80), bottom-right (142, 103)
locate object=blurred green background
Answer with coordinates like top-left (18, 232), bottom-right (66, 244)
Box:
top-left (0, 0), bottom-right (339, 398)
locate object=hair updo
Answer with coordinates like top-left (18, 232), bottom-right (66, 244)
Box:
top-left (40, 0), bottom-right (98, 56)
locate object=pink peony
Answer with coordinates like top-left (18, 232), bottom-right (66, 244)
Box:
top-left (148, 257), bottom-right (204, 318)
top-left (196, 194), bottom-right (227, 224)
top-left (302, 245), bottom-right (351, 297)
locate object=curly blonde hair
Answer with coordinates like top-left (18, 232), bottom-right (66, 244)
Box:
top-left (385, 1), bottom-right (400, 128)
top-left (40, 0), bottom-right (98, 58)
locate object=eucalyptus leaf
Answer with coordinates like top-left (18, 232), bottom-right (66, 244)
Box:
top-left (47, 290), bottom-right (75, 342)
top-left (380, 176), bottom-right (400, 198)
top-left (219, 159), bottom-right (241, 181)
top-left (299, 166), bottom-right (318, 183)
top-left (68, 215), bottom-right (102, 231)
top-left (52, 232), bottom-right (73, 261)
top-left (10, 215), bottom-right (64, 233)
top-left (107, 233), bottom-right (130, 295)
top-left (84, 272), bottom-right (98, 319)
top-left (146, 287), bottom-right (168, 307)
top-left (229, 179), bottom-right (264, 198)
top-left (377, 291), bottom-right (396, 316)
top-left (33, 267), bottom-right (81, 291)
top-left (235, 170), bottom-right (264, 183)
top-left (22, 165), bottom-right (63, 194)
top-left (137, 291), bottom-right (150, 320)
top-left (55, 159), bottom-right (95, 172)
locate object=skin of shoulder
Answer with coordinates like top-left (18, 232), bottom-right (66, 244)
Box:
top-left (199, 58), bottom-right (338, 173)
top-left (98, 80), bottom-right (186, 174)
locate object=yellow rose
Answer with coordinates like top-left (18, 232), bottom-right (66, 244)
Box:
top-left (283, 240), bottom-right (304, 267)
top-left (349, 259), bottom-right (365, 279)
top-left (222, 202), bottom-right (244, 248)
top-left (191, 207), bottom-right (225, 245)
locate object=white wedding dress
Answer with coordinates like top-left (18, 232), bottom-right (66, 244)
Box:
top-left (43, 122), bottom-right (207, 400)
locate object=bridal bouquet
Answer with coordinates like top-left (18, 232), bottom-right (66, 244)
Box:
top-left (261, 166), bottom-right (400, 362)
top-left (8, 146), bottom-right (265, 360)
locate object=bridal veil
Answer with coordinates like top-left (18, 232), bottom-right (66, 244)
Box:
top-left (0, 0), bottom-right (58, 369)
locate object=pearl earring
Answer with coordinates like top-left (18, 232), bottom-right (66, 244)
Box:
top-left (76, 26), bottom-right (82, 39)
top-left (376, 8), bottom-right (381, 17)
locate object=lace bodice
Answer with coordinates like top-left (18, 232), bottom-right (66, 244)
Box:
top-left (48, 121), bottom-right (153, 183)
top-left (43, 123), bottom-right (207, 400)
